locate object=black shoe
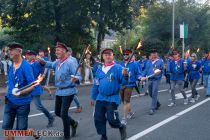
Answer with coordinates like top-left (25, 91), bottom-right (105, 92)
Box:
top-left (144, 92), bottom-right (148, 96)
top-left (72, 121), bottom-right (78, 137)
top-left (155, 103), bottom-right (161, 110)
top-left (101, 135), bottom-right (108, 140)
top-left (62, 137), bottom-right (71, 140)
top-left (47, 116), bottom-right (55, 128)
top-left (199, 83), bottom-right (203, 86)
top-left (119, 125), bottom-right (127, 140)
top-left (149, 109), bottom-right (155, 115)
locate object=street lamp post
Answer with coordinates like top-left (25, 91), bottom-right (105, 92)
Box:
top-left (172, 0), bottom-right (175, 49)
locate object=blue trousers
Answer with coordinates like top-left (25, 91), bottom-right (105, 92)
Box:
top-left (94, 101), bottom-right (122, 136)
top-left (33, 95), bottom-right (53, 123)
top-left (73, 94), bottom-right (81, 107)
top-left (2, 101), bottom-right (30, 130)
top-left (148, 79), bottom-right (160, 110)
top-left (203, 74), bottom-right (210, 95)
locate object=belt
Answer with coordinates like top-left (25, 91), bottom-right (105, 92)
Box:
top-left (148, 77), bottom-right (158, 81)
top-left (11, 93), bottom-right (31, 98)
top-left (58, 85), bottom-right (75, 90)
top-left (104, 92), bottom-right (118, 97)
top-left (128, 82), bottom-right (136, 85)
top-left (203, 72), bottom-right (210, 75)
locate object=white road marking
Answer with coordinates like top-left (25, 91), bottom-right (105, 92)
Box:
top-left (0, 106), bottom-right (77, 124)
top-left (128, 93), bottom-right (209, 140)
top-left (175, 87), bottom-right (204, 99)
top-left (131, 89), bottom-right (169, 98)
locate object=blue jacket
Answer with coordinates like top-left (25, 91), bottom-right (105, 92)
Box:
top-left (187, 61), bottom-right (201, 80)
top-left (30, 61), bottom-right (44, 96)
top-left (6, 59), bottom-right (34, 105)
top-left (141, 59), bottom-right (149, 71)
top-left (142, 60), bottom-right (153, 77)
top-left (45, 57), bottom-right (82, 96)
top-left (168, 58), bottom-right (185, 81)
top-left (91, 64), bottom-right (127, 105)
top-left (119, 61), bottom-right (142, 87)
top-left (151, 59), bottom-right (164, 80)
top-left (92, 61), bottom-right (102, 77)
top-left (201, 59), bottom-right (210, 74)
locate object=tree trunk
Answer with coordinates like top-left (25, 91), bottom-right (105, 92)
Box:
top-left (53, 0), bottom-right (62, 43)
top-left (96, 23), bottom-right (105, 53)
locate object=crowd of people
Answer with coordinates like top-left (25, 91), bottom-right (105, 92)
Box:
top-left (1, 41), bottom-right (210, 140)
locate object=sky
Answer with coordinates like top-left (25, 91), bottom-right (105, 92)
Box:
top-left (167, 0), bottom-right (207, 4)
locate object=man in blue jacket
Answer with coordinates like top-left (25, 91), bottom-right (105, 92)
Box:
top-left (139, 54), bottom-right (149, 96)
top-left (202, 50), bottom-right (210, 97)
top-left (37, 42), bottom-right (82, 140)
top-left (119, 49), bottom-right (142, 124)
top-left (168, 50), bottom-right (188, 107)
top-left (2, 43), bottom-right (35, 140)
top-left (26, 50), bottom-right (54, 128)
top-left (144, 49), bottom-right (164, 115)
top-left (187, 53), bottom-right (201, 102)
top-left (91, 48), bottom-right (128, 140)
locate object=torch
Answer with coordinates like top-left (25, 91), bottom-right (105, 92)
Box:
top-left (145, 69), bottom-right (161, 79)
top-left (125, 40), bottom-right (142, 68)
top-left (12, 75), bottom-right (44, 96)
top-left (46, 46), bottom-right (51, 86)
top-left (119, 46), bottom-right (123, 54)
top-left (72, 44), bottom-right (90, 77)
top-left (197, 48), bottom-right (200, 53)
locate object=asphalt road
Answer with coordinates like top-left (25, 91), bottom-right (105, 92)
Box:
top-left (0, 80), bottom-right (209, 140)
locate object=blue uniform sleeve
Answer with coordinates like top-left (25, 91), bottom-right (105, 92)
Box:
top-left (197, 61), bottom-right (202, 70)
top-left (68, 59), bottom-right (82, 84)
top-left (117, 65), bottom-right (128, 85)
top-left (23, 63), bottom-right (35, 85)
top-left (160, 60), bottom-right (164, 75)
top-left (142, 61), bottom-right (153, 76)
top-left (167, 61), bottom-right (171, 73)
top-left (45, 61), bottom-right (58, 70)
top-left (91, 70), bottom-right (99, 100)
top-left (135, 62), bottom-right (142, 80)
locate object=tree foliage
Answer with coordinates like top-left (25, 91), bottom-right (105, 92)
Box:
top-left (114, 0), bottom-right (210, 57)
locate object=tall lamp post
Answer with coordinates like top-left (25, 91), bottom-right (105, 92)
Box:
top-left (172, 0), bottom-right (175, 49)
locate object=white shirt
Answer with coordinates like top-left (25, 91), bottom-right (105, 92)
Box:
top-left (102, 65), bottom-right (114, 74)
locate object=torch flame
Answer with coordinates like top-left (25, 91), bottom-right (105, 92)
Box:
top-left (154, 69), bottom-right (161, 74)
top-left (85, 45), bottom-right (90, 54)
top-left (197, 48), bottom-right (200, 53)
top-left (48, 47), bottom-right (50, 54)
top-left (119, 46), bottom-right (123, 54)
top-left (136, 41), bottom-right (142, 49)
top-left (186, 49), bottom-right (190, 55)
top-left (34, 74), bottom-right (44, 85)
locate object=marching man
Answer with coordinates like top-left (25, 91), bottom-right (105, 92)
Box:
top-left (119, 49), bottom-right (142, 124)
top-left (202, 50), bottom-right (210, 97)
top-left (2, 43), bottom-right (36, 140)
top-left (26, 50), bottom-right (54, 128)
top-left (90, 48), bottom-right (128, 140)
top-left (37, 42), bottom-right (81, 140)
top-left (145, 49), bottom-right (164, 115)
top-left (168, 50), bottom-right (188, 107)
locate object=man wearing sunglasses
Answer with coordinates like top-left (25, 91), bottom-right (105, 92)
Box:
top-left (187, 53), bottom-right (201, 102)
top-left (119, 49), bottom-right (142, 125)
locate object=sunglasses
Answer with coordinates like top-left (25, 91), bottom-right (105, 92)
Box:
top-left (123, 54), bottom-right (129, 56)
